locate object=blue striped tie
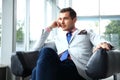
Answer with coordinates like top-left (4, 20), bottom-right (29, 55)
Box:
top-left (60, 32), bottom-right (72, 61)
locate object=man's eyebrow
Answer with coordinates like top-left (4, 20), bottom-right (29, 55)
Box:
top-left (64, 17), bottom-right (69, 19)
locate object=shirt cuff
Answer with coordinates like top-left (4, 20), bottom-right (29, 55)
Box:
top-left (45, 27), bottom-right (52, 32)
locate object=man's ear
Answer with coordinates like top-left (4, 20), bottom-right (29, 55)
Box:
top-left (73, 17), bottom-right (77, 23)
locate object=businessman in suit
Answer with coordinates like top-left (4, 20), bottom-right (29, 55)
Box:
top-left (32, 7), bottom-right (112, 80)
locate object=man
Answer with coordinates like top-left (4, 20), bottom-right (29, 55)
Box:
top-left (32, 7), bottom-right (112, 80)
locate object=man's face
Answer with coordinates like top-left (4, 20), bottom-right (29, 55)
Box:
top-left (58, 11), bottom-right (76, 31)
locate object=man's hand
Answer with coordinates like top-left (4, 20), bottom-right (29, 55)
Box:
top-left (93, 42), bottom-right (113, 53)
top-left (49, 20), bottom-right (61, 29)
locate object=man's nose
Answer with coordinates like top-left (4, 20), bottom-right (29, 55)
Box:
top-left (61, 19), bottom-right (64, 24)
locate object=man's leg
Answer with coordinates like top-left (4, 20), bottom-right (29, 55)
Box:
top-left (57, 59), bottom-right (86, 80)
top-left (31, 47), bottom-right (85, 80)
top-left (32, 47), bottom-right (60, 80)
top-left (31, 67), bottom-right (36, 80)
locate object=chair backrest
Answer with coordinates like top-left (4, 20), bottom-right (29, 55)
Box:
top-left (11, 42), bottom-right (57, 77)
top-left (11, 51), bottom-right (39, 77)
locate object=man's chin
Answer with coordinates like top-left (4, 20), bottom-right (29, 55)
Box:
top-left (62, 28), bottom-right (67, 31)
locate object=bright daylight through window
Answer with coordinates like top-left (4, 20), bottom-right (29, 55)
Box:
top-left (16, 0), bottom-right (120, 51)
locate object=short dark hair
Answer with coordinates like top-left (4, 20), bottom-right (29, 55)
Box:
top-left (60, 7), bottom-right (77, 19)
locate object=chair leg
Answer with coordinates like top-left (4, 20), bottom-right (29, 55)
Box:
top-left (113, 74), bottom-right (117, 80)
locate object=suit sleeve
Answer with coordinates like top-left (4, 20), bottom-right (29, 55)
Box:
top-left (32, 28), bottom-right (51, 51)
top-left (88, 29), bottom-right (111, 46)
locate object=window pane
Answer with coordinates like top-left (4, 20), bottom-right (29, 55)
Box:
top-left (72, 0), bottom-right (99, 16)
top-left (76, 20), bottom-right (100, 34)
top-left (100, 0), bottom-right (120, 15)
top-left (0, 0), bottom-right (2, 47)
top-left (57, 0), bottom-right (71, 9)
top-left (46, 1), bottom-right (52, 26)
top-left (0, 0), bottom-right (2, 58)
top-left (16, 0), bottom-right (25, 51)
top-left (101, 19), bottom-right (120, 50)
top-left (72, 0), bottom-right (120, 16)
top-left (29, 0), bottom-right (45, 50)
top-left (0, 0), bottom-right (1, 48)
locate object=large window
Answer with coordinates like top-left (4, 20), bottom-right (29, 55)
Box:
top-left (16, 0), bottom-right (120, 51)
top-left (16, 0), bottom-right (55, 51)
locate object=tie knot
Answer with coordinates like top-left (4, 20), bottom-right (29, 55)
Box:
top-left (67, 32), bottom-right (72, 37)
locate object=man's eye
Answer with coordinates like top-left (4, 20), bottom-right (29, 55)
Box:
top-left (59, 18), bottom-right (62, 20)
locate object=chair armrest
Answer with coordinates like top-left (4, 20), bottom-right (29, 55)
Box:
top-left (11, 51), bottom-right (39, 77)
top-left (11, 54), bottom-right (24, 76)
top-left (85, 48), bottom-right (120, 79)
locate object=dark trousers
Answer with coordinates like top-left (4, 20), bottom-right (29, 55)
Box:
top-left (31, 47), bottom-right (85, 80)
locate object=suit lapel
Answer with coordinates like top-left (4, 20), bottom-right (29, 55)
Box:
top-left (69, 29), bottom-right (79, 44)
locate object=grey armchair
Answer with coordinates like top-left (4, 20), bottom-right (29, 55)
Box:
top-left (11, 42), bottom-right (120, 80)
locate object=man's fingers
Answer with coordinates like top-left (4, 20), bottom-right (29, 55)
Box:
top-left (93, 42), bottom-right (112, 53)
top-left (100, 42), bottom-right (111, 50)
